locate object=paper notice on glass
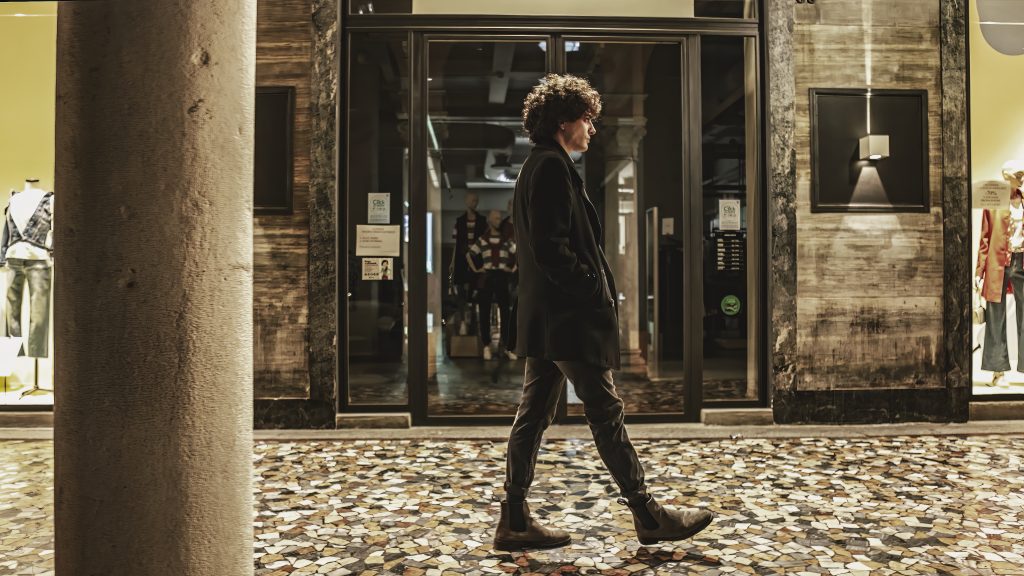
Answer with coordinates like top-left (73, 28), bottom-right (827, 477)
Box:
top-left (974, 180), bottom-right (1011, 209)
top-left (362, 257), bottom-right (394, 281)
top-left (719, 199), bottom-right (741, 231)
top-left (356, 225), bottom-right (401, 256)
top-left (368, 193), bottom-right (390, 224)
top-left (661, 217), bottom-right (674, 236)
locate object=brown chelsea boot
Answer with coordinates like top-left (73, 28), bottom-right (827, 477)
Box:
top-left (493, 500), bottom-right (571, 551)
top-left (621, 495), bottom-right (714, 546)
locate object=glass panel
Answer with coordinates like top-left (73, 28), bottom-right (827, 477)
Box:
top-left (346, 33), bottom-right (410, 405)
top-left (426, 40), bottom-right (545, 416)
top-left (565, 41), bottom-right (684, 416)
top-left (351, 0), bottom-right (757, 19)
top-left (970, 0), bottom-right (1024, 395)
top-left (0, 2), bottom-right (57, 407)
top-left (700, 35), bottom-right (759, 401)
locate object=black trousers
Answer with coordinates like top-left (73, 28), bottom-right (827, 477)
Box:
top-left (982, 252), bottom-right (1024, 372)
top-left (503, 357), bottom-right (647, 502)
top-left (477, 270), bottom-right (511, 348)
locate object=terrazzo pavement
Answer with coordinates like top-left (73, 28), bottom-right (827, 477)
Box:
top-left (1, 435), bottom-right (1023, 575)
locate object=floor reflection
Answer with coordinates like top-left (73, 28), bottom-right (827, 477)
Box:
top-left (350, 357), bottom-right (749, 416)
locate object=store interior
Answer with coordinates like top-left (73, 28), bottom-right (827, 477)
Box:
top-left (0, 3), bottom-right (57, 407)
top-left (969, 0), bottom-right (1024, 397)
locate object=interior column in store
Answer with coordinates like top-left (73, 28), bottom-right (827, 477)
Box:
top-left (53, 1), bottom-right (256, 574)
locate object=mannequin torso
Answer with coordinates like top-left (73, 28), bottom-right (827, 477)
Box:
top-left (3, 182), bottom-right (52, 262)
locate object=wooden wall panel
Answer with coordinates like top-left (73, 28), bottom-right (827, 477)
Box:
top-left (254, 0), bottom-right (313, 398)
top-left (793, 0), bottom-right (944, 390)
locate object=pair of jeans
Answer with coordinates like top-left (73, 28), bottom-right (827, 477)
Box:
top-left (982, 252), bottom-right (1024, 372)
top-left (477, 270), bottom-right (511, 348)
top-left (4, 258), bottom-right (51, 358)
top-left (503, 358), bottom-right (647, 502)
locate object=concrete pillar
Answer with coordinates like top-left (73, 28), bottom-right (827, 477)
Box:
top-left (53, 1), bottom-right (255, 575)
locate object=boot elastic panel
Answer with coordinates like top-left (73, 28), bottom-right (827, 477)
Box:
top-left (508, 502), bottom-right (527, 532)
top-left (619, 496), bottom-right (660, 530)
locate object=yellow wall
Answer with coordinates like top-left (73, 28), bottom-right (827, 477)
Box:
top-left (970, 0), bottom-right (1024, 181)
top-left (0, 3), bottom-right (57, 195)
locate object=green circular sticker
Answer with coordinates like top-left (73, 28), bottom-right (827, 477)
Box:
top-left (721, 295), bottom-right (741, 316)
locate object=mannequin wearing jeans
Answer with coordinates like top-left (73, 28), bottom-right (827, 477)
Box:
top-left (1, 181), bottom-right (53, 358)
top-left (4, 259), bottom-right (51, 357)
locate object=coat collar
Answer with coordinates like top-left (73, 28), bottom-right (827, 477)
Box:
top-left (532, 138), bottom-right (583, 185)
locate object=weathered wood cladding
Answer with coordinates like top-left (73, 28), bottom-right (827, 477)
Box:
top-left (793, 0), bottom-right (944, 390)
top-left (254, 0), bottom-right (313, 399)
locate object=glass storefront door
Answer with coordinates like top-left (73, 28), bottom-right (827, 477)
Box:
top-left (563, 40), bottom-right (688, 417)
top-left (343, 27), bottom-right (763, 423)
top-left (424, 39), bottom-right (546, 416)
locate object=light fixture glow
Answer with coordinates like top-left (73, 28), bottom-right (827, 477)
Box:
top-left (859, 134), bottom-right (890, 161)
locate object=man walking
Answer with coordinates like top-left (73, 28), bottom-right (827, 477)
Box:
top-left (493, 74), bottom-right (714, 551)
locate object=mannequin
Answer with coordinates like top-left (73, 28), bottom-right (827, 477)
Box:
top-left (449, 191), bottom-right (488, 338)
top-left (976, 161), bottom-right (1024, 386)
top-left (1, 178), bottom-right (54, 361)
top-left (467, 210), bottom-right (517, 360)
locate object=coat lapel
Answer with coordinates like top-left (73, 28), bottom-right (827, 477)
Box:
top-left (537, 141), bottom-right (604, 242)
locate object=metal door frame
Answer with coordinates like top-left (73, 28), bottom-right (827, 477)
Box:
top-left (338, 12), bottom-right (766, 426)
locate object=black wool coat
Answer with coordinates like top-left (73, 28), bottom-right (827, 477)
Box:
top-left (511, 140), bottom-right (620, 369)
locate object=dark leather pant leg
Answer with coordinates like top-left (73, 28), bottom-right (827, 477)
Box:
top-left (504, 357), bottom-right (564, 500)
top-left (554, 361), bottom-right (647, 501)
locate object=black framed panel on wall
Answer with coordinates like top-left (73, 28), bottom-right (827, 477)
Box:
top-left (810, 88), bottom-right (929, 213)
top-left (255, 86), bottom-right (295, 215)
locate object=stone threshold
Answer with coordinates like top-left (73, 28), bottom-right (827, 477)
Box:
top-left (2, 420), bottom-right (1023, 441)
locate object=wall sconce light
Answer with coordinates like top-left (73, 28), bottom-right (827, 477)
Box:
top-left (859, 134), bottom-right (890, 161)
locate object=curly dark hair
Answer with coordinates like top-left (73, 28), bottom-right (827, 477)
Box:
top-left (521, 73), bottom-right (602, 144)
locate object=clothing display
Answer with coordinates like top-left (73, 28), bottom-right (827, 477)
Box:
top-left (976, 207), bottom-right (1013, 304)
top-left (975, 188), bottom-right (1024, 380)
top-left (451, 211), bottom-right (488, 285)
top-left (982, 253), bottom-right (1024, 372)
top-left (1, 187), bottom-right (54, 360)
top-left (1, 191), bottom-right (53, 264)
top-left (468, 230), bottom-right (517, 349)
top-left (1011, 204), bottom-right (1024, 252)
top-left (468, 230), bottom-right (517, 273)
top-left (4, 258), bottom-right (51, 358)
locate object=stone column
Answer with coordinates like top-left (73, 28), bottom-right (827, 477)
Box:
top-left (53, 1), bottom-right (255, 575)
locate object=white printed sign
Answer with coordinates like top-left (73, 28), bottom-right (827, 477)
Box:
top-left (356, 225), bottom-right (401, 256)
top-left (661, 217), bottom-right (675, 236)
top-left (973, 180), bottom-right (1012, 209)
top-left (368, 193), bottom-right (390, 224)
top-left (362, 257), bottom-right (394, 281)
top-left (719, 199), bottom-right (741, 231)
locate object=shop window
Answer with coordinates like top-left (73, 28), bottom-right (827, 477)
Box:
top-left (0, 2), bottom-right (57, 407)
top-left (970, 0), bottom-right (1024, 396)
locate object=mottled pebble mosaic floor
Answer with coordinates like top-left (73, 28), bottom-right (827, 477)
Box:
top-left (2, 435), bottom-right (1023, 575)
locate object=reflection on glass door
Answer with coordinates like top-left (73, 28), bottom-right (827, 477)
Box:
top-left (700, 35), bottom-right (759, 402)
top-left (564, 41), bottom-right (685, 416)
top-left (426, 40), bottom-right (546, 416)
top-left (346, 33), bottom-right (410, 405)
